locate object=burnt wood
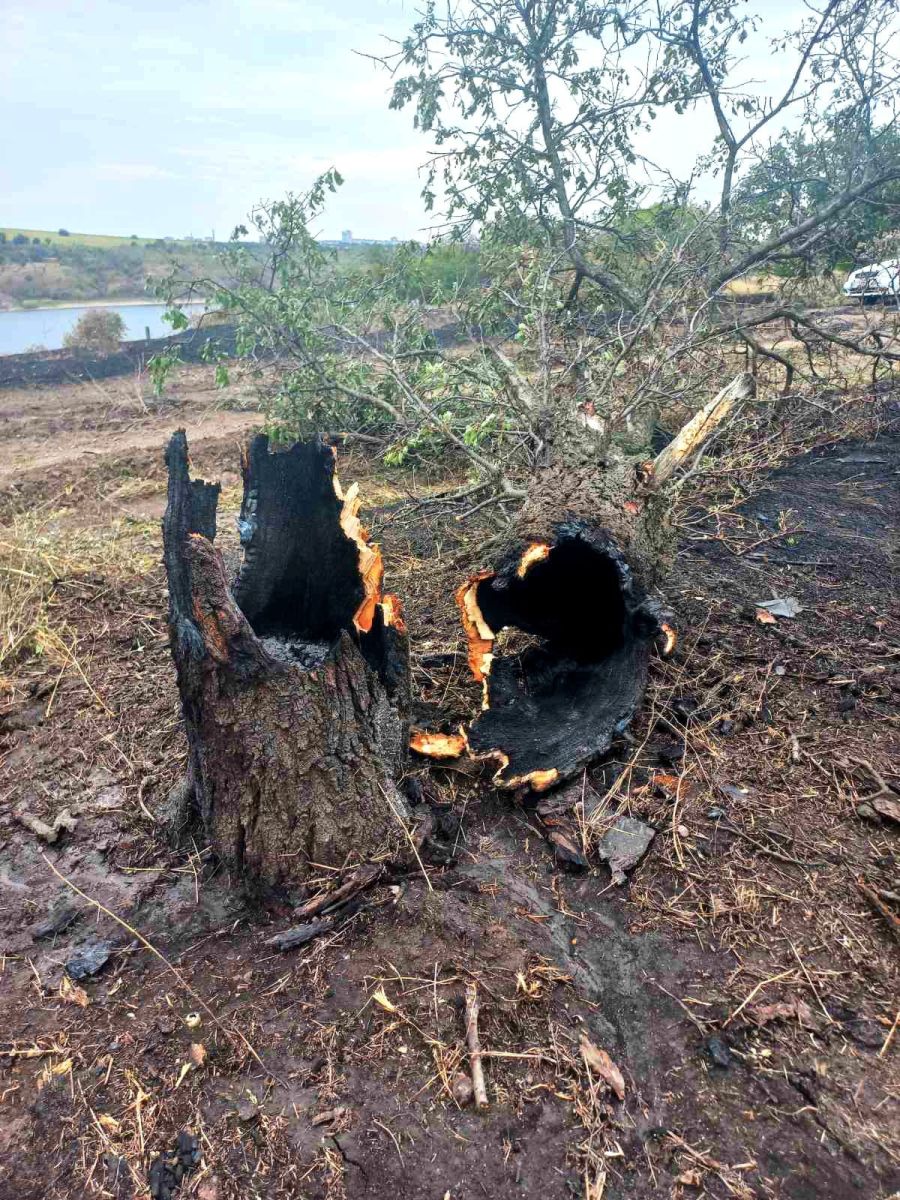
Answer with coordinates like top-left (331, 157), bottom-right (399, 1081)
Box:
top-left (163, 431), bottom-right (411, 894)
top-left (466, 521), bottom-right (669, 790)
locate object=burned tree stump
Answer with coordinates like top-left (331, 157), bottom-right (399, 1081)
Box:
top-left (163, 431), bottom-right (411, 892)
top-left (415, 373), bottom-right (754, 791)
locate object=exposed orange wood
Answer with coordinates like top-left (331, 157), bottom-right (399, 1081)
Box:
top-left (500, 767), bottom-right (559, 792)
top-left (456, 571), bottom-right (496, 686)
top-left (410, 729), bottom-right (469, 758)
top-left (334, 475), bottom-right (385, 634)
top-left (380, 593), bottom-right (406, 634)
top-left (516, 542), bottom-right (551, 578)
top-left (659, 621), bottom-right (677, 656)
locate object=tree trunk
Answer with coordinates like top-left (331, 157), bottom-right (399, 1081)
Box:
top-left (163, 431), bottom-right (411, 894)
top-left (415, 373), bottom-right (754, 792)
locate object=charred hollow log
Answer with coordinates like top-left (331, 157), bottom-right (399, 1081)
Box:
top-left (413, 373), bottom-right (754, 791)
top-left (452, 517), bottom-right (673, 793)
top-left (163, 431), bottom-right (411, 893)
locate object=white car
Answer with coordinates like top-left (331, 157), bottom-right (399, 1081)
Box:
top-left (842, 258), bottom-right (900, 304)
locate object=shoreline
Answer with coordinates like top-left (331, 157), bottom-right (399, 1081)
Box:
top-left (2, 297), bottom-right (207, 314)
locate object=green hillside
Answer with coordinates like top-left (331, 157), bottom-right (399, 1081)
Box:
top-left (0, 227), bottom-right (184, 248)
top-left (0, 230), bottom-right (222, 308)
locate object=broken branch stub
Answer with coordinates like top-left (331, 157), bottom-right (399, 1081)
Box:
top-left (652, 372), bottom-right (755, 486)
top-left (163, 431), bottom-right (411, 893)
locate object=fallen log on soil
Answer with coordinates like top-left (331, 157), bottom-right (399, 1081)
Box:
top-left (163, 431), bottom-right (411, 893)
top-left (415, 373), bottom-right (755, 791)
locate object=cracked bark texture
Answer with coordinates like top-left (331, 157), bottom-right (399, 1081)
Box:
top-left (163, 431), bottom-right (411, 893)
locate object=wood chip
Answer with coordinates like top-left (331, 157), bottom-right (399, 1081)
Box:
top-left (15, 807), bottom-right (77, 844)
top-left (264, 917), bottom-right (334, 951)
top-left (59, 976), bottom-right (89, 1007)
top-left (749, 999), bottom-right (820, 1029)
top-left (873, 796), bottom-right (900, 825)
top-left (579, 1033), bottom-right (625, 1100)
top-left (295, 863), bottom-right (383, 919)
top-left (311, 1106), bottom-right (346, 1127)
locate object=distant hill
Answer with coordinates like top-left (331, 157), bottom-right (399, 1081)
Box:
top-left (0, 230), bottom-right (226, 309)
top-left (0, 227), bottom-right (210, 249)
top-left (0, 228), bottom-right (472, 309)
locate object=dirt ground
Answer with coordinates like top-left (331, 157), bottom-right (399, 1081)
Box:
top-left (0, 365), bottom-right (897, 1200)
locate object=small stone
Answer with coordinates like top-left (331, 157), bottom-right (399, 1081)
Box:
top-left (672, 696), bottom-right (700, 723)
top-left (856, 803), bottom-right (878, 822)
top-left (403, 777), bottom-right (424, 806)
top-left (452, 1072), bottom-right (474, 1106)
top-left (148, 1130), bottom-right (201, 1200)
top-left (235, 1099), bottom-right (259, 1122)
top-left (548, 829), bottom-right (588, 872)
top-left (175, 1131), bottom-right (201, 1173)
top-left (718, 782), bottom-right (752, 803)
top-left (66, 941), bottom-right (111, 980)
top-left (32, 901), bottom-right (80, 941)
top-left (705, 1036), bottom-right (732, 1069)
top-left (596, 816), bottom-right (655, 885)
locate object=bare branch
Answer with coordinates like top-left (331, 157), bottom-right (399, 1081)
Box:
top-left (653, 373), bottom-right (756, 486)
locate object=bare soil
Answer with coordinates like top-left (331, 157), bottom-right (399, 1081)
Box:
top-left (0, 367), bottom-right (897, 1200)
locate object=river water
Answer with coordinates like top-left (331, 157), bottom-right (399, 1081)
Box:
top-left (0, 302), bottom-right (206, 356)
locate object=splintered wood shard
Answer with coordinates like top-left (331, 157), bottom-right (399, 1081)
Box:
top-left (409, 730), bottom-right (469, 758)
top-left (163, 430), bottom-right (411, 892)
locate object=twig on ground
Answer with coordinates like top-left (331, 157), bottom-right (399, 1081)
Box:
top-left (464, 982), bottom-right (489, 1109)
top-left (857, 878), bottom-right (900, 944)
top-left (879, 1009), bottom-right (899, 1059)
top-left (40, 852), bottom-right (285, 1085)
top-left (716, 817), bottom-right (824, 868)
top-left (378, 784), bottom-right (433, 892)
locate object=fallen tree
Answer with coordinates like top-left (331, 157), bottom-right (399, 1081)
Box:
top-left (162, 430), bottom-right (411, 893)
top-left (414, 373), bottom-right (755, 790)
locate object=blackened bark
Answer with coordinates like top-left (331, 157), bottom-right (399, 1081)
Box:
top-left (456, 456), bottom-right (673, 792)
top-left (163, 431), bottom-right (411, 893)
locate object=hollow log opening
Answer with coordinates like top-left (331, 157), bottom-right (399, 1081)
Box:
top-left (163, 431), bottom-right (411, 895)
top-left (456, 521), bottom-right (672, 791)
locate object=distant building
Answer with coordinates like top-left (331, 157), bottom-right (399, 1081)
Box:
top-left (317, 234), bottom-right (422, 250)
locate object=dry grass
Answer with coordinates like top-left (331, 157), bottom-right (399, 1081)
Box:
top-left (721, 274), bottom-right (782, 297)
top-left (0, 512), bottom-right (157, 706)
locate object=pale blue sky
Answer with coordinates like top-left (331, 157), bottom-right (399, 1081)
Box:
top-left (1, 0), bottom-right (429, 240)
top-left (1, 0), bottom-right (809, 241)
